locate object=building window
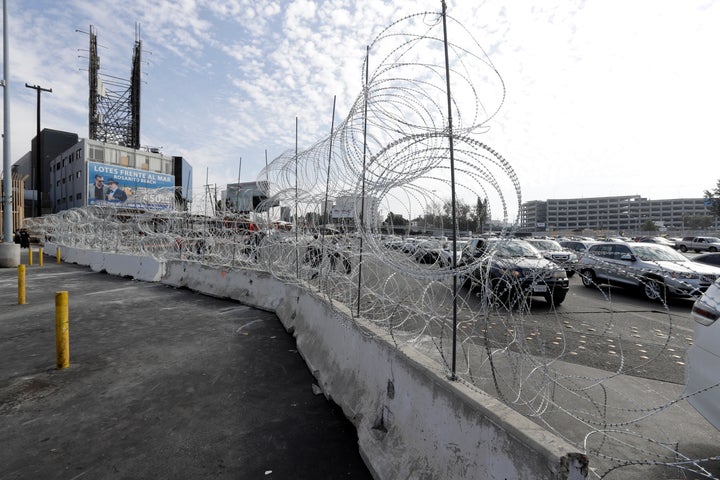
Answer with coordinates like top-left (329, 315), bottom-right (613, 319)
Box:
top-left (89, 145), bottom-right (104, 161)
top-left (76, 193), bottom-right (82, 200)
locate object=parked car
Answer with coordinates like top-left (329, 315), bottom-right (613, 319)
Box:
top-left (578, 242), bottom-right (720, 301)
top-left (685, 277), bottom-right (720, 430)
top-left (558, 239), bottom-right (598, 262)
top-left (636, 236), bottom-right (676, 248)
top-left (525, 238), bottom-right (578, 278)
top-left (413, 239), bottom-right (447, 265)
top-left (436, 240), bottom-right (466, 267)
top-left (401, 238), bottom-right (422, 255)
top-left (460, 237), bottom-right (569, 307)
top-left (676, 236), bottom-right (720, 253)
top-left (693, 253), bottom-right (720, 268)
top-left (593, 236), bottom-right (628, 243)
top-left (382, 236), bottom-right (404, 250)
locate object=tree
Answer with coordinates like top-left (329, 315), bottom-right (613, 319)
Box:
top-left (439, 199), bottom-right (471, 232)
top-left (473, 197), bottom-right (488, 234)
top-left (385, 212), bottom-right (408, 226)
top-left (705, 179), bottom-right (720, 218)
top-left (640, 219), bottom-right (658, 232)
top-left (683, 215), bottom-right (714, 230)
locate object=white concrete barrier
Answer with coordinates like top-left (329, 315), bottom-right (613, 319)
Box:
top-left (47, 245), bottom-right (588, 479)
top-left (44, 242), bottom-right (164, 282)
top-left (161, 260), bottom-right (588, 479)
top-left (0, 242), bottom-right (21, 268)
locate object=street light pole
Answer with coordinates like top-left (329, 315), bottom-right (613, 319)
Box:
top-left (25, 83), bottom-right (52, 217)
top-left (2, 0), bottom-right (11, 243)
top-left (0, 0), bottom-right (22, 268)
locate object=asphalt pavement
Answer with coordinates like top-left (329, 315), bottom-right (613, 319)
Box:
top-left (0, 249), bottom-right (372, 480)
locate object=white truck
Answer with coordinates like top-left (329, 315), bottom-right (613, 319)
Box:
top-left (677, 236), bottom-right (720, 253)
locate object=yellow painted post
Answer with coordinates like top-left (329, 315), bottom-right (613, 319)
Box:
top-left (39, 248), bottom-right (44, 267)
top-left (18, 265), bottom-right (26, 305)
top-left (57, 247), bottom-right (61, 264)
top-left (28, 248), bottom-right (33, 266)
top-left (55, 291), bottom-right (70, 369)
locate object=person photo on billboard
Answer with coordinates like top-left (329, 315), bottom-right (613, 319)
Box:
top-left (93, 174), bottom-right (106, 200)
top-left (106, 178), bottom-right (128, 202)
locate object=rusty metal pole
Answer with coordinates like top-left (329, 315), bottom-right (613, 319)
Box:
top-left (17, 264), bottom-right (25, 304)
top-left (55, 291), bottom-right (69, 369)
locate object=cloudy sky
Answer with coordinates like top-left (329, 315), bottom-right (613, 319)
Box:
top-left (2, 0), bottom-right (718, 218)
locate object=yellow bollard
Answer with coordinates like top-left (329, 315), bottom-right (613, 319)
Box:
top-left (39, 247), bottom-right (44, 267)
top-left (28, 248), bottom-right (33, 266)
top-left (57, 247), bottom-right (61, 264)
top-left (55, 291), bottom-right (70, 369)
top-left (18, 264), bottom-right (26, 305)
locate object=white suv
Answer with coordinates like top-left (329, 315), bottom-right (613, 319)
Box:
top-left (578, 242), bottom-right (720, 301)
top-left (686, 277), bottom-right (720, 430)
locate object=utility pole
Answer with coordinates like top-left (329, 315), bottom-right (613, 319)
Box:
top-left (25, 83), bottom-right (52, 217)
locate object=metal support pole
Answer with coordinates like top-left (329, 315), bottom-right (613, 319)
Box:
top-left (357, 46), bottom-right (370, 316)
top-left (295, 117), bottom-right (299, 279)
top-left (55, 291), bottom-right (69, 369)
top-left (441, 0), bottom-right (459, 380)
top-left (17, 264), bottom-right (25, 304)
top-left (2, 0), bottom-right (13, 244)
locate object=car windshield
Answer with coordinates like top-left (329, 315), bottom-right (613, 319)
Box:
top-left (631, 245), bottom-right (688, 262)
top-left (487, 239), bottom-right (541, 258)
top-left (528, 240), bottom-right (562, 252)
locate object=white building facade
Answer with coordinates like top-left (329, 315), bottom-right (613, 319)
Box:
top-left (520, 195), bottom-right (718, 233)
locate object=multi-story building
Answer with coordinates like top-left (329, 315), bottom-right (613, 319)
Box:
top-left (47, 138), bottom-right (191, 213)
top-left (11, 129), bottom-right (79, 217)
top-left (520, 195), bottom-right (718, 233)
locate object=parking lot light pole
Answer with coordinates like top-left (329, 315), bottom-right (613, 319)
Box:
top-left (25, 83), bottom-right (52, 217)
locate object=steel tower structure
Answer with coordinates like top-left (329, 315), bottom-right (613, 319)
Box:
top-left (88, 24), bottom-right (141, 149)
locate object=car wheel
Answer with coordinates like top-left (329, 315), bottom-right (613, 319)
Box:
top-left (679, 245), bottom-right (688, 252)
top-left (710, 247), bottom-right (718, 252)
top-left (580, 269), bottom-right (596, 288)
top-left (544, 290), bottom-right (567, 306)
top-left (642, 277), bottom-right (666, 302)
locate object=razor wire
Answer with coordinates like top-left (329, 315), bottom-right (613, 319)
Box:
top-left (24, 8), bottom-right (720, 480)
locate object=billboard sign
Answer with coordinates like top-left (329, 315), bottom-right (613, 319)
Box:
top-left (87, 162), bottom-right (175, 210)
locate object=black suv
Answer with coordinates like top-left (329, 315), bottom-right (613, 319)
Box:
top-left (460, 237), bottom-right (570, 307)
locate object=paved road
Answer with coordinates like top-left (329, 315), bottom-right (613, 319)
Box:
top-left (0, 252), bottom-right (372, 480)
top-left (499, 275), bottom-right (696, 385)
